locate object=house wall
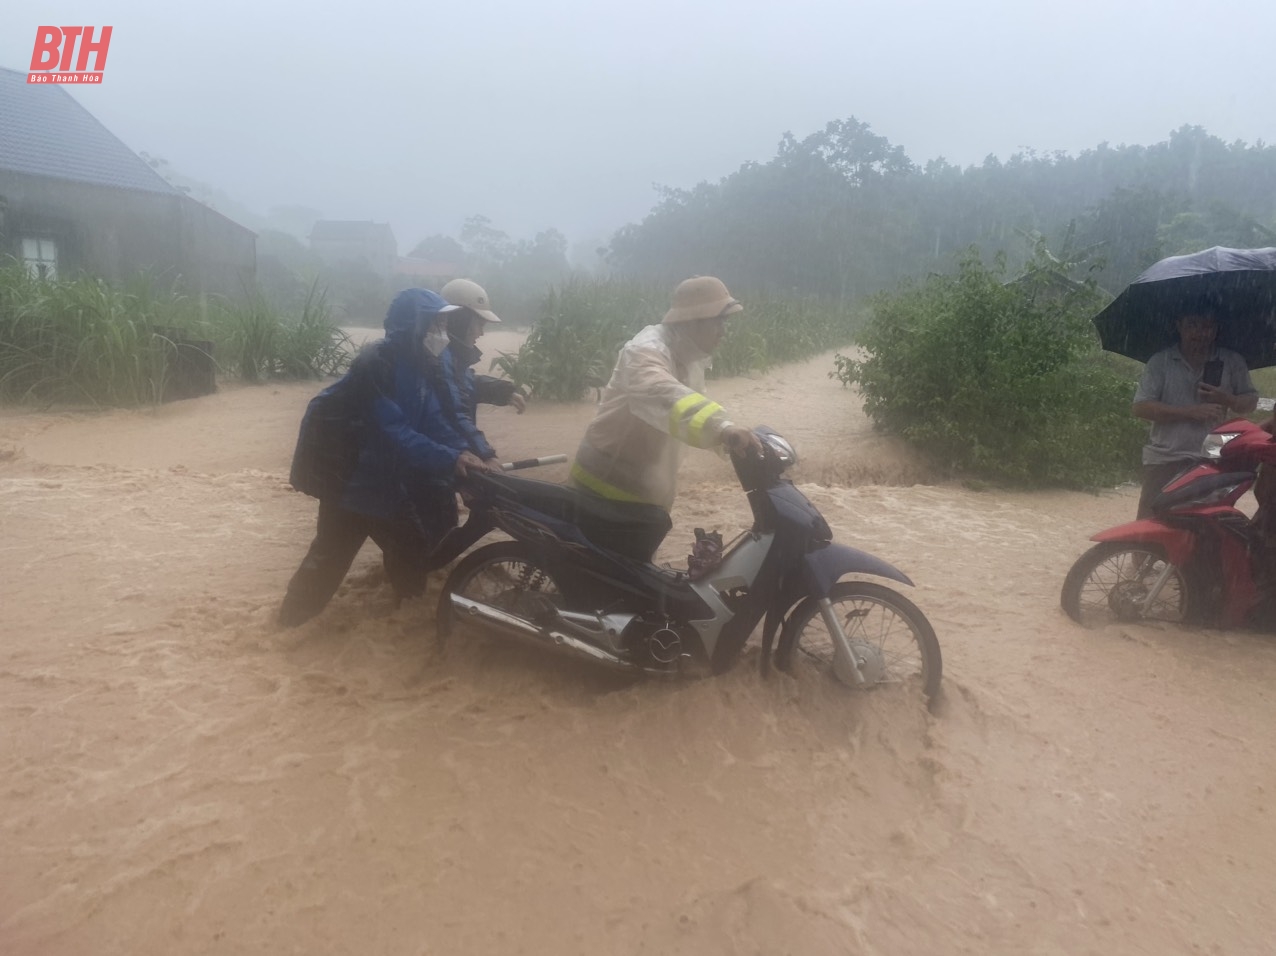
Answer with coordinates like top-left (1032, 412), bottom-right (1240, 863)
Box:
top-left (174, 195), bottom-right (258, 299)
top-left (0, 171), bottom-right (255, 299)
top-left (310, 232), bottom-right (397, 277)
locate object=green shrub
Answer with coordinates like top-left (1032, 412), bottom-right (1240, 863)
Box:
top-left (833, 248), bottom-right (1147, 488)
top-left (493, 277), bottom-right (862, 401)
top-left (491, 278), bottom-right (655, 401)
top-left (710, 293), bottom-right (858, 378)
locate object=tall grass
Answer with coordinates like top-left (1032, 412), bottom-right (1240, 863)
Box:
top-left (492, 277), bottom-right (862, 401)
top-left (222, 282), bottom-right (351, 382)
top-left (0, 266), bottom-right (180, 404)
top-left (0, 261), bottom-right (351, 406)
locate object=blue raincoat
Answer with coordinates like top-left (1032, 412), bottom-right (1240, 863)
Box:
top-left (440, 337), bottom-right (527, 460)
top-left (289, 289), bottom-right (470, 535)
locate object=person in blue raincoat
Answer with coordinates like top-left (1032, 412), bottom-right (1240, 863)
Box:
top-left (278, 288), bottom-right (490, 627)
top-left (438, 278), bottom-right (527, 432)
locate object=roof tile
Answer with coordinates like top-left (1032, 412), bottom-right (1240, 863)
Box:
top-left (0, 66), bottom-right (180, 195)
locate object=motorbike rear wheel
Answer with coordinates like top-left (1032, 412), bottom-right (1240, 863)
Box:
top-left (436, 541), bottom-right (564, 650)
top-left (776, 582), bottom-right (942, 698)
top-left (1060, 542), bottom-right (1190, 628)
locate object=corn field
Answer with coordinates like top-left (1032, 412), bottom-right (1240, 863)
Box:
top-left (0, 262), bottom-right (351, 406)
top-left (491, 277), bottom-right (863, 401)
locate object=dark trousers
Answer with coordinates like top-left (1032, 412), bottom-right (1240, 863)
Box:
top-left (278, 499), bottom-right (434, 627)
top-left (1138, 460), bottom-right (1193, 520)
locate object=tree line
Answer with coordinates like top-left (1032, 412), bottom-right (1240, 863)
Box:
top-left (604, 120), bottom-right (1276, 302)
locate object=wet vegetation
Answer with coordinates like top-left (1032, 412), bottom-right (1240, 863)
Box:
top-left (4, 118), bottom-right (1274, 492)
top-left (0, 262), bottom-right (349, 406)
top-left (835, 242), bottom-right (1148, 488)
top-left (489, 277), bottom-right (861, 402)
top-left (600, 120), bottom-right (1276, 488)
top-left (608, 122), bottom-right (1276, 302)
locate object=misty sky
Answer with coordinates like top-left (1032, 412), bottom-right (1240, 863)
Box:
top-left (9, 0), bottom-right (1275, 254)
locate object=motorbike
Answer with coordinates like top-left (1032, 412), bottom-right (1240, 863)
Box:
top-left (433, 427), bottom-right (942, 697)
top-left (1061, 417), bottom-right (1276, 629)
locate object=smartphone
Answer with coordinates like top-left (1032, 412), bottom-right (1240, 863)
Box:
top-left (1203, 359), bottom-right (1224, 388)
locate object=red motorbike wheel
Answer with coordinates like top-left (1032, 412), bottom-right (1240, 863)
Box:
top-left (1061, 542), bottom-right (1190, 628)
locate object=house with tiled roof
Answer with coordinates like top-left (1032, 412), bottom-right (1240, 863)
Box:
top-left (309, 220), bottom-right (397, 277)
top-left (0, 66), bottom-right (255, 298)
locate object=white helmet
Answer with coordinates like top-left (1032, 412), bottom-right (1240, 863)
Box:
top-left (441, 278), bottom-right (501, 323)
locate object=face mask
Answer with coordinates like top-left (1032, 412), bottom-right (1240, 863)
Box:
top-left (423, 328), bottom-right (449, 358)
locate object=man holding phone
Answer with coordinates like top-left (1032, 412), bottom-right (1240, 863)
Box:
top-left (1132, 309), bottom-right (1258, 518)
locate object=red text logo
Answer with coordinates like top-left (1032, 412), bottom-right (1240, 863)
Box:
top-left (27, 26), bottom-right (113, 85)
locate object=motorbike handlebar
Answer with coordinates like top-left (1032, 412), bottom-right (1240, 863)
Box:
top-left (500, 454), bottom-right (568, 472)
top-left (455, 454), bottom-right (567, 500)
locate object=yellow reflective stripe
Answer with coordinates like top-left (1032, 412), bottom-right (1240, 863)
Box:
top-left (570, 461), bottom-right (647, 503)
top-left (669, 392), bottom-right (711, 439)
top-left (686, 401), bottom-right (725, 447)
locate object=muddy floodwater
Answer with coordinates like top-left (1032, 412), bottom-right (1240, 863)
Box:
top-left (4, 336), bottom-right (1275, 954)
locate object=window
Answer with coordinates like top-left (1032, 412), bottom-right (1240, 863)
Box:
top-left (22, 238), bottom-right (58, 280)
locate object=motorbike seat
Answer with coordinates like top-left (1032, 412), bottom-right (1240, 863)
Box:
top-left (478, 473), bottom-right (672, 563)
top-left (1153, 470), bottom-right (1255, 513)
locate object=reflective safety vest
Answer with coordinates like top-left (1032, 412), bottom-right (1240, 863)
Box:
top-left (570, 323), bottom-right (733, 511)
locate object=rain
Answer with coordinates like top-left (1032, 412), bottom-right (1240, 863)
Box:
top-left (4, 1), bottom-right (1276, 954)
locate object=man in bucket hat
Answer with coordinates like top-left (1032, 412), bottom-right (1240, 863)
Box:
top-left (570, 275), bottom-right (762, 523)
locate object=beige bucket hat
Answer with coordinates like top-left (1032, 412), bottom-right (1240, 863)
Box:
top-left (441, 278), bottom-right (501, 323)
top-left (662, 276), bottom-right (743, 324)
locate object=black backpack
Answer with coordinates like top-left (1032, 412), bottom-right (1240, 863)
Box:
top-left (289, 347), bottom-right (385, 500)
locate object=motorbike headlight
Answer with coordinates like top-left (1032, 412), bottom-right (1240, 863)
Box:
top-left (1202, 432), bottom-right (1241, 460)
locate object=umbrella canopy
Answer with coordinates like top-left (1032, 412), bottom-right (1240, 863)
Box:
top-left (1093, 246), bottom-right (1276, 367)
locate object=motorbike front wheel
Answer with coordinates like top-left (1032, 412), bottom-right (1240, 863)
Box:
top-left (776, 582), bottom-right (942, 698)
top-left (435, 541), bottom-right (565, 650)
top-left (1060, 542), bottom-right (1190, 628)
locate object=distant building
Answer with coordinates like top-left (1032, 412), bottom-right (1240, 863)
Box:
top-left (309, 220), bottom-right (397, 277)
top-left (0, 66), bottom-right (256, 299)
top-left (393, 256), bottom-right (461, 285)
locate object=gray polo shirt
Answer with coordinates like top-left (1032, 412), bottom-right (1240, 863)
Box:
top-left (1133, 345), bottom-right (1256, 465)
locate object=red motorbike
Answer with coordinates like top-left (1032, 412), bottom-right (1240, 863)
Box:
top-left (1061, 418), bottom-right (1276, 629)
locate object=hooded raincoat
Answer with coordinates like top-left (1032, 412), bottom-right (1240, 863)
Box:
top-left (289, 288), bottom-right (470, 538)
top-left (570, 323), bottom-right (734, 511)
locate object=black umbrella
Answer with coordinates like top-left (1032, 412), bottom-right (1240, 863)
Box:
top-left (1093, 246), bottom-right (1276, 367)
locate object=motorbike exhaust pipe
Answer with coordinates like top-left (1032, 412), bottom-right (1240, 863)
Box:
top-left (449, 593), bottom-right (638, 673)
